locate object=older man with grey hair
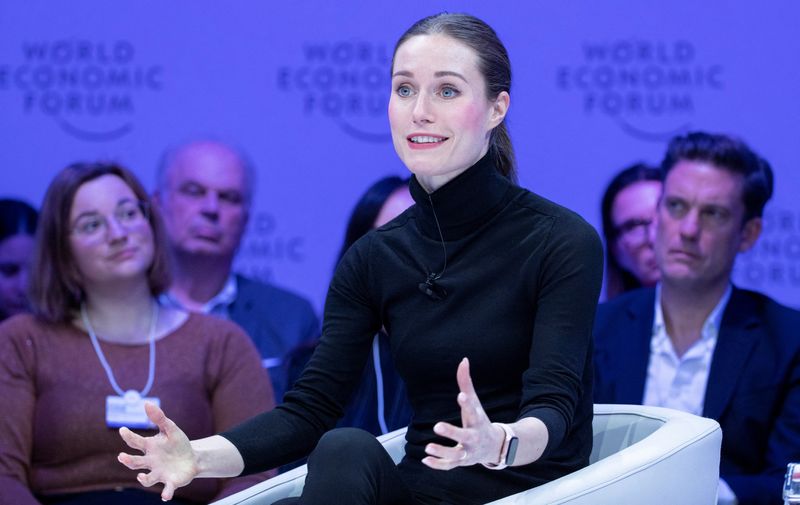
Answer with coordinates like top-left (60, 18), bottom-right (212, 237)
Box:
top-left (154, 139), bottom-right (319, 401)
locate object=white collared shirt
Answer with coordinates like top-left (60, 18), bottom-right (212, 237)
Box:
top-left (159, 274), bottom-right (238, 320)
top-left (643, 283), bottom-right (737, 504)
top-left (643, 283), bottom-right (732, 416)
top-left (159, 276), bottom-right (284, 370)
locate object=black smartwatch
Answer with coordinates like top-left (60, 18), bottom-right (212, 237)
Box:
top-left (505, 428), bottom-right (519, 465)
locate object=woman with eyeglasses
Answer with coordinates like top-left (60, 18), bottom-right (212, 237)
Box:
top-left (601, 163), bottom-right (663, 300)
top-left (0, 162), bottom-right (275, 505)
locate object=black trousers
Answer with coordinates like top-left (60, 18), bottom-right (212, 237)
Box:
top-left (274, 428), bottom-right (422, 505)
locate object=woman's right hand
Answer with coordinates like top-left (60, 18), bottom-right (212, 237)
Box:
top-left (118, 402), bottom-right (198, 501)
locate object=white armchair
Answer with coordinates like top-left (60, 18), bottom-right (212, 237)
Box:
top-left (212, 404), bottom-right (722, 505)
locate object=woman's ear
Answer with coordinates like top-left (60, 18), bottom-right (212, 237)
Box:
top-left (488, 91), bottom-right (510, 129)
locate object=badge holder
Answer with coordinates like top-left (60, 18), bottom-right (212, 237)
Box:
top-left (83, 302), bottom-right (161, 431)
top-left (106, 390), bottom-right (160, 429)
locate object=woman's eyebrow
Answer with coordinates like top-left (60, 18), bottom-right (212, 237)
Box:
top-left (391, 70), bottom-right (467, 83)
top-left (434, 71), bottom-right (467, 82)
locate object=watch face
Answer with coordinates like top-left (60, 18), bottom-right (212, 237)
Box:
top-left (506, 436), bottom-right (520, 465)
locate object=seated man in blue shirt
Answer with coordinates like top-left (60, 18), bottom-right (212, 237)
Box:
top-left (594, 131), bottom-right (800, 505)
top-left (154, 139), bottom-right (320, 401)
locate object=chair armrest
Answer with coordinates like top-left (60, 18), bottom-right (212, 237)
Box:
top-left (486, 405), bottom-right (721, 505)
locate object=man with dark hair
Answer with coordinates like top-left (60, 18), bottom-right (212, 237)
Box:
top-left (594, 131), bottom-right (800, 505)
top-left (154, 140), bottom-right (320, 402)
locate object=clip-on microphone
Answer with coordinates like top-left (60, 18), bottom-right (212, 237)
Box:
top-left (418, 193), bottom-right (449, 301)
top-left (419, 272), bottom-right (447, 301)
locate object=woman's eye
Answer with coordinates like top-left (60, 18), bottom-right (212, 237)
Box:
top-left (120, 208), bottom-right (138, 221)
top-left (79, 219), bottom-right (101, 234)
top-left (440, 86), bottom-right (458, 98)
top-left (396, 85), bottom-right (413, 97)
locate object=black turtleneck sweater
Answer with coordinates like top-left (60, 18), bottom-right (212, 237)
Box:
top-left (222, 154), bottom-right (603, 504)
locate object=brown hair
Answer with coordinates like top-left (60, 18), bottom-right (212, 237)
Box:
top-left (601, 163), bottom-right (663, 299)
top-left (30, 162), bottom-right (171, 323)
top-left (392, 13), bottom-right (516, 182)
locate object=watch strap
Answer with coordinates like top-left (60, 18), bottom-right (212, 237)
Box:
top-left (481, 422), bottom-right (517, 470)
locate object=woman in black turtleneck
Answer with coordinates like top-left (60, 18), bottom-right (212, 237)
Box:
top-left (118, 13), bottom-right (603, 505)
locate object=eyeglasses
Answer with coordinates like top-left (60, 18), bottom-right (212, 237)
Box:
top-left (614, 218), bottom-right (652, 248)
top-left (71, 200), bottom-right (150, 240)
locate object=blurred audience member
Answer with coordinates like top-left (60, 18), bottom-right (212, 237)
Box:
top-left (0, 199), bottom-right (38, 321)
top-left (279, 175), bottom-right (414, 474)
top-left (154, 140), bottom-right (319, 401)
top-left (600, 163), bottom-right (662, 299)
top-left (336, 175), bottom-right (415, 435)
top-left (594, 132), bottom-right (800, 505)
top-left (0, 162), bottom-right (274, 504)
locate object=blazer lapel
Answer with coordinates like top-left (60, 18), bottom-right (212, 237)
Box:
top-left (703, 288), bottom-right (761, 420)
top-left (616, 290), bottom-right (656, 404)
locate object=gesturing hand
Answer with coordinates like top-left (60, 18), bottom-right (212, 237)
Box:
top-left (422, 357), bottom-right (504, 470)
top-left (117, 402), bottom-right (199, 501)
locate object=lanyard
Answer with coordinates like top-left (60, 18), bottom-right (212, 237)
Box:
top-left (81, 301), bottom-right (158, 398)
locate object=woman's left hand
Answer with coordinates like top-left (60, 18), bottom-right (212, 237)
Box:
top-left (422, 357), bottom-right (504, 470)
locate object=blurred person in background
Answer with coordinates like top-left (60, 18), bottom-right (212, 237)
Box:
top-left (155, 139), bottom-right (319, 402)
top-left (287, 175), bottom-right (415, 438)
top-left (594, 132), bottom-right (800, 505)
top-left (600, 163), bottom-right (662, 299)
top-left (335, 175), bottom-right (414, 435)
top-left (0, 199), bottom-right (38, 321)
top-left (0, 162), bottom-right (274, 504)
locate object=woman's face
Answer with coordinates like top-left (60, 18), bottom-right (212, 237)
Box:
top-left (389, 34), bottom-right (508, 192)
top-left (68, 174), bottom-right (155, 291)
top-left (611, 180), bottom-right (662, 286)
top-left (0, 233), bottom-right (35, 318)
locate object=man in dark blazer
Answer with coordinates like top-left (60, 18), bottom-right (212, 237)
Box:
top-left (594, 132), bottom-right (800, 505)
top-left (154, 140), bottom-right (319, 401)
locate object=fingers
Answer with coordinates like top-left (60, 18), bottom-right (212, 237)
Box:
top-left (422, 455), bottom-right (455, 470)
top-left (144, 401), bottom-right (173, 435)
top-left (426, 422), bottom-right (472, 471)
top-left (137, 471), bottom-right (158, 488)
top-left (424, 357), bottom-right (495, 472)
top-left (455, 358), bottom-right (486, 427)
top-left (458, 392), bottom-right (482, 428)
top-left (456, 357), bottom-right (476, 397)
top-left (433, 421), bottom-right (466, 444)
top-left (117, 453), bottom-right (150, 471)
top-left (119, 426), bottom-right (147, 452)
top-left (162, 482), bottom-right (176, 502)
top-left (424, 442), bottom-right (466, 462)
top-left (422, 442), bottom-right (468, 471)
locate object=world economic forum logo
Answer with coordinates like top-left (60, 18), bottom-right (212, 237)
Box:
top-left (734, 206), bottom-right (800, 290)
top-left (556, 39), bottom-right (724, 141)
top-left (236, 211), bottom-right (306, 282)
top-left (0, 39), bottom-right (163, 141)
top-left (276, 40), bottom-right (392, 143)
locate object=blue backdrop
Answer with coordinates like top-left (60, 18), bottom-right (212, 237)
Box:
top-left (1, 1), bottom-right (797, 311)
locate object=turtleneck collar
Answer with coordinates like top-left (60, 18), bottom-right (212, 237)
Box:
top-left (409, 152), bottom-right (514, 241)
